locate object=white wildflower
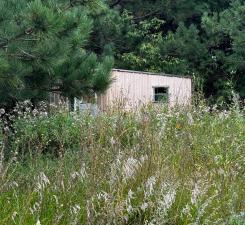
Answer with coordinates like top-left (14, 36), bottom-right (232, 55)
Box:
top-left (70, 164), bottom-right (87, 182)
top-left (187, 112), bottom-right (194, 125)
top-left (97, 191), bottom-right (109, 202)
top-left (123, 157), bottom-right (140, 180)
top-left (163, 188), bottom-right (176, 209)
top-left (79, 163), bottom-right (87, 181)
top-left (217, 168), bottom-right (225, 175)
top-left (126, 204), bottom-right (133, 214)
top-left (182, 204), bottom-right (191, 216)
top-left (32, 109), bottom-right (38, 116)
top-left (191, 183), bottom-right (201, 204)
top-left (140, 202), bottom-right (149, 211)
top-left (149, 184), bottom-right (177, 223)
top-left (110, 137), bottom-right (116, 145)
top-left (128, 189), bottom-right (134, 199)
top-left (70, 204), bottom-right (81, 215)
top-left (0, 108), bottom-right (5, 115)
top-left (71, 171), bottom-right (80, 180)
top-left (3, 126), bottom-right (10, 133)
top-left (53, 195), bottom-right (59, 205)
top-left (125, 189), bottom-right (135, 214)
top-left (218, 110), bottom-right (229, 119)
top-left (30, 202), bottom-right (41, 215)
top-left (145, 176), bottom-right (156, 197)
top-left (9, 181), bottom-right (19, 189)
top-left (11, 211), bottom-right (17, 222)
top-left (36, 219), bottom-right (41, 225)
top-left (36, 172), bottom-right (50, 191)
top-left (139, 155), bottom-right (148, 164)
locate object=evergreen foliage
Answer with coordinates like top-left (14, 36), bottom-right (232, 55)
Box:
top-left (0, 0), bottom-right (114, 110)
top-left (107, 0), bottom-right (245, 102)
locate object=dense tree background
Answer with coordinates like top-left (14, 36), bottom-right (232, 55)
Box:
top-left (0, 0), bottom-right (244, 112)
top-left (105, 0), bottom-right (245, 103)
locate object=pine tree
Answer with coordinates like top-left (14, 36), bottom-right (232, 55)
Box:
top-left (0, 0), bottom-right (114, 112)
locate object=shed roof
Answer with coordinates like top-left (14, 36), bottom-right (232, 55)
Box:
top-left (112, 69), bottom-right (192, 80)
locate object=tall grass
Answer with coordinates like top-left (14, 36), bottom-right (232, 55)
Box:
top-left (0, 103), bottom-right (244, 224)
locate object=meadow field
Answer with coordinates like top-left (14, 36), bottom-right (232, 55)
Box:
top-left (0, 103), bottom-right (244, 225)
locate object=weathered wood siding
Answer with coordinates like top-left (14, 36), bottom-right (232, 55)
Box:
top-left (98, 69), bottom-right (192, 110)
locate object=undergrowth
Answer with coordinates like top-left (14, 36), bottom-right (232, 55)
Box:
top-left (0, 103), bottom-right (244, 224)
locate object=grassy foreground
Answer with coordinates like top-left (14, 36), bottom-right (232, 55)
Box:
top-left (0, 104), bottom-right (244, 225)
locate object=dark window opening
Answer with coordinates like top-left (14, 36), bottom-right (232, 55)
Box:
top-left (153, 87), bottom-right (169, 103)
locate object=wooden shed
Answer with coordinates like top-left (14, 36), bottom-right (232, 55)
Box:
top-left (49, 69), bottom-right (192, 111)
top-left (97, 69), bottom-right (192, 110)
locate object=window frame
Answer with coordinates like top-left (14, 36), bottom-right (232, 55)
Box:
top-left (152, 86), bottom-right (169, 103)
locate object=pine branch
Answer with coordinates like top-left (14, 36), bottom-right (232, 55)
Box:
top-left (0, 28), bottom-right (33, 49)
top-left (18, 48), bottom-right (37, 59)
top-left (19, 38), bottom-right (39, 42)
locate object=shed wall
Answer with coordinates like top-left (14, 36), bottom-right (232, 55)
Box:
top-left (98, 70), bottom-right (192, 110)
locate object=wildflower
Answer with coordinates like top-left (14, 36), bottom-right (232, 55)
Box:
top-left (145, 176), bottom-right (156, 197)
top-left (176, 123), bottom-right (181, 129)
top-left (53, 195), bottom-right (59, 205)
top-left (36, 172), bottom-right (50, 191)
top-left (217, 168), bottom-right (225, 175)
top-left (126, 204), bottom-right (133, 213)
top-left (80, 163), bottom-right (87, 181)
top-left (139, 155), bottom-right (148, 164)
top-left (140, 202), bottom-right (148, 211)
top-left (0, 108), bottom-right (5, 115)
top-left (110, 137), bottom-right (116, 145)
top-left (36, 219), bottom-right (41, 225)
top-left (70, 204), bottom-right (81, 215)
top-left (97, 191), bottom-right (109, 201)
top-left (71, 171), bottom-right (80, 180)
top-left (11, 211), bottom-right (17, 222)
top-left (32, 109), bottom-right (38, 116)
top-left (163, 188), bottom-right (176, 208)
top-left (218, 110), bottom-right (229, 119)
top-left (187, 112), bottom-right (194, 125)
top-left (123, 157), bottom-right (140, 180)
top-left (70, 164), bottom-right (87, 182)
top-left (128, 189), bottom-right (134, 199)
top-left (182, 204), bottom-right (190, 216)
top-left (149, 184), bottom-right (177, 223)
top-left (9, 181), bottom-right (19, 189)
top-left (191, 183), bottom-right (201, 204)
top-left (30, 202), bottom-right (41, 215)
top-left (3, 126), bottom-right (10, 133)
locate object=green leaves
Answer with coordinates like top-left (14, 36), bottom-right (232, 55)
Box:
top-left (0, 0), bottom-right (114, 110)
top-left (111, 0), bottom-right (245, 102)
top-left (26, 0), bottom-right (61, 35)
top-left (92, 56), bottom-right (114, 93)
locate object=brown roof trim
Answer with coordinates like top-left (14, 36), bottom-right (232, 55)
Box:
top-left (112, 68), bottom-right (192, 80)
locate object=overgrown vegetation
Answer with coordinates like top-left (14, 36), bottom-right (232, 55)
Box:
top-left (0, 0), bottom-right (244, 224)
top-left (0, 103), bottom-right (244, 224)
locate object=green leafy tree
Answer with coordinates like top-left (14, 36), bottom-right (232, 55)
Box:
top-left (0, 0), bottom-right (114, 113)
top-left (108, 0), bottom-right (244, 102)
top-left (202, 0), bottom-right (245, 100)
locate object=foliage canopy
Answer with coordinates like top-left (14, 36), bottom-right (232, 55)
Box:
top-left (0, 0), bottom-right (114, 110)
top-left (0, 0), bottom-right (244, 110)
top-left (107, 0), bottom-right (245, 102)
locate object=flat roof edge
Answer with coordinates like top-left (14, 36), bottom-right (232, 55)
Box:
top-left (112, 68), bottom-right (192, 79)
